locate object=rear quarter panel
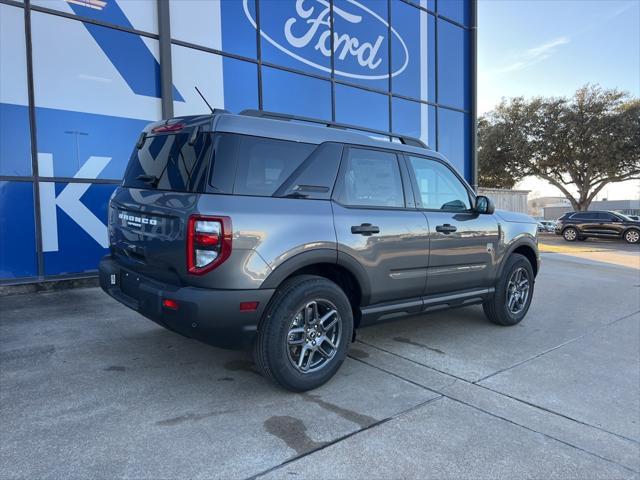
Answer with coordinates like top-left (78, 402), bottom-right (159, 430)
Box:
top-left (195, 195), bottom-right (336, 289)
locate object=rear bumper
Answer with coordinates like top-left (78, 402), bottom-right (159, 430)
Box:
top-left (99, 256), bottom-right (274, 347)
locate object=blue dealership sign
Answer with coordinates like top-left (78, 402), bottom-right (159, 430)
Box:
top-left (0, 0), bottom-right (473, 281)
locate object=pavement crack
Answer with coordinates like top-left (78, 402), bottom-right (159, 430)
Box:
top-left (354, 354), bottom-right (640, 473)
top-left (393, 336), bottom-right (446, 354)
top-left (476, 309), bottom-right (640, 384)
top-left (475, 382), bottom-right (640, 446)
top-left (356, 339), bottom-right (469, 382)
top-left (443, 395), bottom-right (640, 475)
top-left (248, 395), bottom-right (444, 480)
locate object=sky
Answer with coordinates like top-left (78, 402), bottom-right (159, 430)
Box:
top-left (477, 0), bottom-right (640, 201)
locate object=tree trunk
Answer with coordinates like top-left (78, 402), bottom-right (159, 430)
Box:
top-left (575, 200), bottom-right (592, 211)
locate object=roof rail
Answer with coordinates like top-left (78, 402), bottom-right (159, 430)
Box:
top-left (238, 109), bottom-right (428, 149)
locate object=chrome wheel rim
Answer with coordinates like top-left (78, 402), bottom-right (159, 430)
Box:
top-left (286, 299), bottom-right (342, 374)
top-left (626, 230), bottom-right (639, 243)
top-left (506, 267), bottom-right (530, 315)
top-left (564, 228), bottom-right (576, 241)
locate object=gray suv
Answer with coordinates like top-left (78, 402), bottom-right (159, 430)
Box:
top-left (99, 110), bottom-right (540, 391)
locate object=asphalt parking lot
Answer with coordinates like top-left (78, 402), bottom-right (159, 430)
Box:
top-left (1, 240), bottom-right (639, 479)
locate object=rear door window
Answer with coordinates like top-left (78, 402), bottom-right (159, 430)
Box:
top-left (572, 212), bottom-right (597, 220)
top-left (123, 132), bottom-right (212, 192)
top-left (337, 148), bottom-right (405, 208)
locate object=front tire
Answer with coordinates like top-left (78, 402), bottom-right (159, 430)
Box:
top-left (624, 229), bottom-right (640, 244)
top-left (254, 275), bottom-right (353, 392)
top-left (563, 227), bottom-right (579, 242)
top-left (483, 253), bottom-right (535, 326)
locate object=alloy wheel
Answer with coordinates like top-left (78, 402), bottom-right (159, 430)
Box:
top-left (506, 267), bottom-right (530, 315)
top-left (625, 230), bottom-right (639, 244)
top-left (286, 299), bottom-right (342, 373)
top-left (564, 228), bottom-right (577, 241)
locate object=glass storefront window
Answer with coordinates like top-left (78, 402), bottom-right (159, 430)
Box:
top-left (32, 0), bottom-right (158, 34)
top-left (437, 107), bottom-right (470, 178)
top-left (332, 0), bottom-right (390, 92)
top-left (31, 12), bottom-right (162, 180)
top-left (172, 45), bottom-right (258, 115)
top-left (437, 19), bottom-right (470, 110)
top-left (0, 4), bottom-right (31, 176)
top-left (262, 67), bottom-right (332, 120)
top-left (222, 57), bottom-right (259, 113)
top-left (221, 0), bottom-right (258, 58)
top-left (392, 97), bottom-right (435, 148)
top-left (40, 182), bottom-right (117, 276)
top-left (391, 1), bottom-right (435, 103)
top-left (0, 181), bottom-right (37, 279)
top-left (258, 0), bottom-right (332, 77)
top-left (170, 0), bottom-right (257, 59)
top-left (438, 0), bottom-right (470, 27)
top-left (335, 84), bottom-right (389, 132)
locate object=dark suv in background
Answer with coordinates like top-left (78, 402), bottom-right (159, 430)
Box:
top-left (100, 110), bottom-right (540, 391)
top-left (555, 211), bottom-right (640, 244)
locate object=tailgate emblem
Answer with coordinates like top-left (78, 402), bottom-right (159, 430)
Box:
top-left (118, 212), bottom-right (158, 227)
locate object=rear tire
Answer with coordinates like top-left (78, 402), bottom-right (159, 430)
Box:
top-left (624, 228), bottom-right (640, 244)
top-left (483, 253), bottom-right (534, 326)
top-left (254, 275), bottom-right (353, 392)
top-left (563, 227), bottom-right (579, 242)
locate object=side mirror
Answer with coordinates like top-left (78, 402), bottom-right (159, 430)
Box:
top-left (475, 195), bottom-right (495, 214)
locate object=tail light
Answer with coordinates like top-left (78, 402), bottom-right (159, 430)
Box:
top-left (187, 215), bottom-right (232, 275)
top-left (152, 122), bottom-right (185, 133)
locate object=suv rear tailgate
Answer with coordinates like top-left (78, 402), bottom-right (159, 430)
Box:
top-left (109, 188), bottom-right (198, 286)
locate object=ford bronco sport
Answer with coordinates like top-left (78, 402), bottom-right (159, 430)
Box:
top-left (100, 110), bottom-right (540, 392)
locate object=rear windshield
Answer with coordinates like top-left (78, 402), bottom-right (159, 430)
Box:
top-left (123, 132), bottom-right (213, 192)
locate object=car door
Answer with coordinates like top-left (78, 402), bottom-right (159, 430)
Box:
top-left (332, 146), bottom-right (430, 306)
top-left (597, 212), bottom-right (625, 236)
top-left (404, 154), bottom-right (499, 296)
top-left (571, 212), bottom-right (599, 235)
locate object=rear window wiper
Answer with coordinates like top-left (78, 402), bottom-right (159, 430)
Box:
top-left (136, 174), bottom-right (159, 187)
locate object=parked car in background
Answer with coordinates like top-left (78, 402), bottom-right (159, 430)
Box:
top-left (537, 221), bottom-right (556, 233)
top-left (555, 211), bottom-right (640, 244)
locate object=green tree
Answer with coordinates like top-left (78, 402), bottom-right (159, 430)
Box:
top-left (478, 85), bottom-right (640, 211)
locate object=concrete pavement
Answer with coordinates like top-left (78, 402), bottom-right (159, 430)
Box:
top-left (1, 248), bottom-right (638, 479)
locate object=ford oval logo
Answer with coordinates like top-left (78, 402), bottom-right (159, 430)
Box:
top-left (243, 0), bottom-right (409, 80)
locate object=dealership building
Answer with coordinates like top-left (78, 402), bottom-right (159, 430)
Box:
top-left (0, 0), bottom-right (475, 282)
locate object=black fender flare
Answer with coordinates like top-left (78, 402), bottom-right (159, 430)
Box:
top-left (261, 249), bottom-right (337, 289)
top-left (336, 251), bottom-right (373, 306)
top-left (260, 248), bottom-right (372, 306)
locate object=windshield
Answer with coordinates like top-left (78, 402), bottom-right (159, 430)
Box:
top-left (123, 132), bottom-right (213, 192)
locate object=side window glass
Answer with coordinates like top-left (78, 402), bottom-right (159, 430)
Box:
top-left (275, 143), bottom-right (343, 200)
top-left (407, 156), bottom-right (471, 210)
top-left (339, 149), bottom-right (405, 208)
top-left (232, 135), bottom-right (315, 197)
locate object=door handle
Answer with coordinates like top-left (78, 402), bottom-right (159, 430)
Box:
top-left (436, 224), bottom-right (457, 234)
top-left (351, 223), bottom-right (380, 236)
